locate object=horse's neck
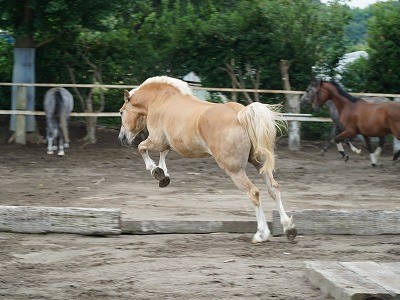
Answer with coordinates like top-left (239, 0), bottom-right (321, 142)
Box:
top-left (326, 86), bottom-right (354, 113)
top-left (326, 100), bottom-right (340, 122)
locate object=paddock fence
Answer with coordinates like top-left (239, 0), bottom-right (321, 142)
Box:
top-left (1, 82), bottom-right (400, 150)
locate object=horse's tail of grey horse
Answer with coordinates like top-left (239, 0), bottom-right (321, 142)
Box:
top-left (54, 90), bottom-right (70, 143)
top-left (237, 102), bottom-right (285, 174)
top-left (54, 90), bottom-right (63, 119)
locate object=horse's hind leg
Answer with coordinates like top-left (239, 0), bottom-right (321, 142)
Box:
top-left (60, 115), bottom-right (70, 148)
top-left (226, 169), bottom-right (270, 243)
top-left (363, 135), bottom-right (383, 167)
top-left (249, 158), bottom-right (296, 242)
top-left (46, 120), bottom-right (55, 154)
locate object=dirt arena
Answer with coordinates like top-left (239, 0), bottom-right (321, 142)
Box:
top-left (0, 121), bottom-right (399, 299)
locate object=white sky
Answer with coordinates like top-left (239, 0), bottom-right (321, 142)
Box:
top-left (347, 0), bottom-right (379, 8)
top-left (322, 0), bottom-right (382, 8)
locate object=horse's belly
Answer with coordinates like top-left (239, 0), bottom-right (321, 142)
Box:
top-left (169, 137), bottom-right (211, 158)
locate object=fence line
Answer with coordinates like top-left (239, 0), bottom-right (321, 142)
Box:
top-left (1, 82), bottom-right (400, 98)
top-left (0, 109), bottom-right (332, 122)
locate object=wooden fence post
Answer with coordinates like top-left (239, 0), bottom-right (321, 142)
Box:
top-left (15, 86), bottom-right (27, 145)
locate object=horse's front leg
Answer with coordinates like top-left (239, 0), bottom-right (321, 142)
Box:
top-left (156, 150), bottom-right (170, 187)
top-left (335, 131), bottom-right (354, 162)
top-left (138, 140), bottom-right (170, 187)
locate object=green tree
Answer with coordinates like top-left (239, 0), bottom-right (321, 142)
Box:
top-left (367, 1), bottom-right (400, 93)
top-left (0, 0), bottom-right (119, 139)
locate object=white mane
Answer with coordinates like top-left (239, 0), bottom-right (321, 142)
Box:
top-left (137, 76), bottom-right (193, 96)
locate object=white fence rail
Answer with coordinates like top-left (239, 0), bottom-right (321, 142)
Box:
top-left (3, 82), bottom-right (400, 149)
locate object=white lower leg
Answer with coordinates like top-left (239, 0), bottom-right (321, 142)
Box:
top-left (158, 150), bottom-right (170, 177)
top-left (47, 138), bottom-right (54, 154)
top-left (349, 142), bottom-right (361, 154)
top-left (58, 145), bottom-right (65, 156)
top-left (141, 150), bottom-right (157, 172)
top-left (374, 146), bottom-right (382, 157)
top-left (252, 203), bottom-right (270, 243)
top-left (370, 152), bottom-right (378, 165)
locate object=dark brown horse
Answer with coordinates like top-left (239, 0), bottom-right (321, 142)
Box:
top-left (308, 80), bottom-right (400, 166)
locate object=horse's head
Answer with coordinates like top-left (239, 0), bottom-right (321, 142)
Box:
top-left (302, 80), bottom-right (331, 112)
top-left (300, 83), bottom-right (316, 108)
top-left (118, 90), bottom-right (147, 146)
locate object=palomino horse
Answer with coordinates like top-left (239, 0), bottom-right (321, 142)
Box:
top-left (307, 80), bottom-right (400, 166)
top-left (119, 76), bottom-right (297, 243)
top-left (44, 87), bottom-right (74, 156)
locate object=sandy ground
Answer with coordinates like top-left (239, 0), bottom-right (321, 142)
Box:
top-left (0, 121), bottom-right (399, 299)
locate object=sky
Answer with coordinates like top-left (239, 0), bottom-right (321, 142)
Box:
top-left (347, 0), bottom-right (379, 8)
top-left (321, 0), bottom-right (382, 8)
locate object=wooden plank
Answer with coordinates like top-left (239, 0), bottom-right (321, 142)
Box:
top-left (0, 206), bottom-right (121, 235)
top-left (122, 220), bottom-right (262, 234)
top-left (272, 209), bottom-right (400, 236)
top-left (381, 263), bottom-right (400, 276)
top-left (341, 262), bottom-right (400, 295)
top-left (305, 261), bottom-right (396, 300)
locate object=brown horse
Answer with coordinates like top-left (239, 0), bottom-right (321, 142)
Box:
top-left (118, 76), bottom-right (296, 243)
top-left (308, 80), bottom-right (400, 166)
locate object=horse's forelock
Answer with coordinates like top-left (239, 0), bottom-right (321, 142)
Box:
top-left (139, 76), bottom-right (193, 96)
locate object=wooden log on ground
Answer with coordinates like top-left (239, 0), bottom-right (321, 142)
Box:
top-left (272, 209), bottom-right (400, 236)
top-left (122, 220), bottom-right (263, 234)
top-left (0, 206), bottom-right (121, 235)
top-left (305, 261), bottom-right (400, 300)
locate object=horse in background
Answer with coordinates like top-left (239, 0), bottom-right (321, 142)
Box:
top-left (300, 92), bottom-right (361, 160)
top-left (306, 80), bottom-right (400, 166)
top-left (301, 86), bottom-right (392, 159)
top-left (119, 76), bottom-right (297, 243)
top-left (44, 87), bottom-right (74, 156)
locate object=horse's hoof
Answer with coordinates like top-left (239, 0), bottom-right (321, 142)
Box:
top-left (151, 167), bottom-right (165, 181)
top-left (159, 176), bottom-right (170, 188)
top-left (47, 150), bottom-right (54, 155)
top-left (285, 228), bottom-right (297, 243)
top-left (344, 154), bottom-right (349, 162)
top-left (371, 163), bottom-right (377, 167)
top-left (58, 151), bottom-right (65, 156)
top-left (251, 230), bottom-right (269, 243)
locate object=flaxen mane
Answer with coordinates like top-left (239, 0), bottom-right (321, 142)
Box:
top-left (130, 76), bottom-right (193, 97)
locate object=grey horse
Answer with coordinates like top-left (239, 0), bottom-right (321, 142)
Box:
top-left (44, 87), bottom-right (74, 156)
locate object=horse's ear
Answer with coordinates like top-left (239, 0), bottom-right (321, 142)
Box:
top-left (124, 90), bottom-right (130, 102)
top-left (319, 79), bottom-right (324, 87)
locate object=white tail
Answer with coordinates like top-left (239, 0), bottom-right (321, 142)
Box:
top-left (237, 102), bottom-right (284, 174)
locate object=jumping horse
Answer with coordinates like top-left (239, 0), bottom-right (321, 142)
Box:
top-left (118, 76), bottom-right (297, 243)
top-left (44, 87), bottom-right (74, 156)
top-left (306, 80), bottom-right (400, 166)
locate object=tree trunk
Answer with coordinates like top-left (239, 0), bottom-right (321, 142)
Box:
top-left (280, 59), bottom-right (300, 151)
top-left (9, 48), bottom-right (36, 133)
